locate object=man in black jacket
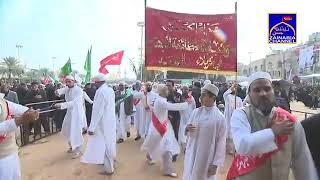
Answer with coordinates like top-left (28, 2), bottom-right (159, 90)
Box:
top-left (191, 81), bottom-right (201, 108)
top-left (301, 113), bottom-right (320, 177)
top-left (84, 83), bottom-right (96, 126)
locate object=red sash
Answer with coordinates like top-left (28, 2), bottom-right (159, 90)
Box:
top-left (226, 107), bottom-right (296, 180)
top-left (0, 101), bottom-right (12, 143)
top-left (151, 112), bottom-right (168, 137)
top-left (133, 99), bottom-right (141, 106)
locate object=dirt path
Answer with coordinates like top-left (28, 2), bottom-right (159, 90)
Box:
top-left (21, 101), bottom-right (312, 180)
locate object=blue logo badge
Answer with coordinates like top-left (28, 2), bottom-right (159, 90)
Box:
top-left (269, 14), bottom-right (296, 44)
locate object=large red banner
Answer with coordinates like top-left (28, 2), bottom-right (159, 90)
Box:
top-left (145, 7), bottom-right (237, 75)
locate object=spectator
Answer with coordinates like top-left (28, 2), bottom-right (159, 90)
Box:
top-left (1, 83), bottom-right (19, 104)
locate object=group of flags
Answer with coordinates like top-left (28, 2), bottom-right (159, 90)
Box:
top-left (60, 47), bottom-right (124, 83)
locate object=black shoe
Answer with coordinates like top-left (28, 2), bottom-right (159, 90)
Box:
top-left (134, 136), bottom-right (141, 141)
top-left (127, 132), bottom-right (131, 138)
top-left (172, 155), bottom-right (178, 162)
top-left (82, 130), bottom-right (87, 135)
top-left (117, 139), bottom-right (124, 144)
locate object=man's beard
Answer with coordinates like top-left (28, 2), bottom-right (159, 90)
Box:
top-left (147, 88), bottom-right (152, 92)
top-left (256, 96), bottom-right (276, 116)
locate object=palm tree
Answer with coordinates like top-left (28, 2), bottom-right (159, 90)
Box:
top-left (38, 68), bottom-right (54, 78)
top-left (0, 56), bottom-right (24, 80)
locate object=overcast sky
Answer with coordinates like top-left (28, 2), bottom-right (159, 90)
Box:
top-left (0, 0), bottom-right (319, 78)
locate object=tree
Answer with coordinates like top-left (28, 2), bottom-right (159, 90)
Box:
top-left (0, 56), bottom-right (24, 80)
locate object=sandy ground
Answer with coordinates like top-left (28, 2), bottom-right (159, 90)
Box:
top-left (20, 101), bottom-right (317, 180)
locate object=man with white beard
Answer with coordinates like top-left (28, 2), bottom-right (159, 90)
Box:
top-left (179, 85), bottom-right (196, 151)
top-left (183, 83), bottom-right (227, 180)
top-left (54, 75), bottom-right (87, 159)
top-left (81, 74), bottom-right (117, 175)
top-left (141, 84), bottom-right (188, 178)
top-left (223, 83), bottom-right (243, 154)
top-left (132, 81), bottom-right (145, 141)
top-left (143, 81), bottom-right (158, 138)
top-left (0, 96), bottom-right (39, 180)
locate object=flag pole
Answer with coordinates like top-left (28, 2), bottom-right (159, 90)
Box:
top-left (234, 2), bottom-right (238, 109)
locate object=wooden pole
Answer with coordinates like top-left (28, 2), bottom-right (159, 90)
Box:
top-left (234, 2), bottom-right (238, 109)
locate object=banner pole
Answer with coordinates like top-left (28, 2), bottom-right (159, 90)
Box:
top-left (234, 1), bottom-right (238, 110)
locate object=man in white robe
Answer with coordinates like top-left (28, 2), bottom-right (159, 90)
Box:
top-left (141, 84), bottom-right (188, 177)
top-left (54, 75), bottom-right (87, 159)
top-left (183, 84), bottom-right (227, 180)
top-left (0, 95), bottom-right (39, 180)
top-left (143, 82), bottom-right (158, 138)
top-left (227, 72), bottom-right (318, 180)
top-left (179, 85), bottom-right (196, 150)
top-left (81, 74), bottom-right (117, 175)
top-left (132, 81), bottom-right (145, 141)
top-left (115, 82), bottom-right (133, 143)
top-left (223, 84), bottom-right (243, 154)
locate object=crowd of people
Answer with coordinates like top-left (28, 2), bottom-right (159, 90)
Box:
top-left (0, 71), bottom-right (319, 180)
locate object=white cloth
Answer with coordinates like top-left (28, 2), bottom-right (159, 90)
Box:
top-left (202, 84), bottom-right (219, 96)
top-left (183, 106), bottom-right (227, 180)
top-left (247, 72), bottom-right (272, 90)
top-left (144, 91), bottom-right (158, 137)
top-left (231, 109), bottom-right (319, 180)
top-left (179, 96), bottom-right (196, 145)
top-left (223, 89), bottom-right (243, 139)
top-left (0, 101), bottom-right (28, 180)
top-left (57, 86), bottom-right (86, 150)
top-left (141, 96), bottom-right (188, 161)
top-left (0, 153), bottom-right (20, 180)
top-left (299, 45), bottom-right (314, 68)
top-left (81, 84), bottom-right (116, 169)
top-left (133, 91), bottom-right (145, 136)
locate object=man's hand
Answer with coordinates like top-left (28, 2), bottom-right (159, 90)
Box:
top-left (53, 103), bottom-right (62, 109)
top-left (88, 131), bottom-right (94, 136)
top-left (185, 124), bottom-right (197, 133)
top-left (35, 95), bottom-right (42, 99)
top-left (207, 165), bottom-right (217, 177)
top-left (271, 115), bottom-right (294, 136)
top-left (15, 108), bottom-right (39, 126)
top-left (55, 91), bottom-right (60, 97)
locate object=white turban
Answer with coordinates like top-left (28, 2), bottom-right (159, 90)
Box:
top-left (65, 75), bottom-right (75, 81)
top-left (248, 72), bottom-right (272, 90)
top-left (157, 84), bottom-right (166, 93)
top-left (92, 74), bottom-right (107, 82)
top-left (204, 80), bottom-right (211, 85)
top-left (201, 83), bottom-right (219, 96)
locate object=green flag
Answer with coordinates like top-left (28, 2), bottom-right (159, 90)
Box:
top-left (84, 46), bottom-right (92, 83)
top-left (61, 58), bottom-right (72, 76)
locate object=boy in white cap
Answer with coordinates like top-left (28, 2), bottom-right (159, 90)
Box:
top-left (54, 75), bottom-right (87, 159)
top-left (81, 74), bottom-right (117, 175)
top-left (227, 72), bottom-right (318, 180)
top-left (183, 83), bottom-right (227, 180)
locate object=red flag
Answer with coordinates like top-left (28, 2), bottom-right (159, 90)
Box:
top-left (99, 66), bottom-right (109, 75)
top-left (100, 50), bottom-right (124, 66)
top-left (99, 50), bottom-right (124, 75)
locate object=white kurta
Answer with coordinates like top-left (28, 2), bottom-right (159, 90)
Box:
top-left (183, 106), bottom-right (227, 180)
top-left (231, 109), bottom-right (319, 180)
top-left (58, 86), bottom-right (86, 150)
top-left (133, 91), bottom-right (145, 137)
top-left (81, 84), bottom-right (116, 169)
top-left (141, 96), bottom-right (188, 161)
top-left (0, 102), bottom-right (28, 180)
top-left (116, 91), bottom-right (131, 140)
top-left (223, 89), bottom-right (243, 139)
top-left (179, 96), bottom-right (196, 145)
top-left (144, 91), bottom-right (158, 137)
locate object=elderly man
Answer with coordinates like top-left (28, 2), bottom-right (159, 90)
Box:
top-left (141, 84), bottom-right (188, 178)
top-left (227, 72), bottom-right (318, 180)
top-left (0, 95), bottom-right (39, 180)
top-left (183, 84), bottom-right (227, 180)
top-left (54, 75), bottom-right (87, 159)
top-left (223, 83), bottom-right (243, 154)
top-left (143, 81), bottom-right (158, 138)
top-left (115, 82), bottom-right (133, 143)
top-left (132, 81), bottom-right (145, 141)
top-left (82, 74), bottom-right (116, 175)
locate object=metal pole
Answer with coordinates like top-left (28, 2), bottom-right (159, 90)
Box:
top-left (248, 52), bottom-right (252, 74)
top-left (140, 25), bottom-right (144, 81)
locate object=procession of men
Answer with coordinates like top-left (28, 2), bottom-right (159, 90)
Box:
top-left (1, 70), bottom-right (320, 180)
